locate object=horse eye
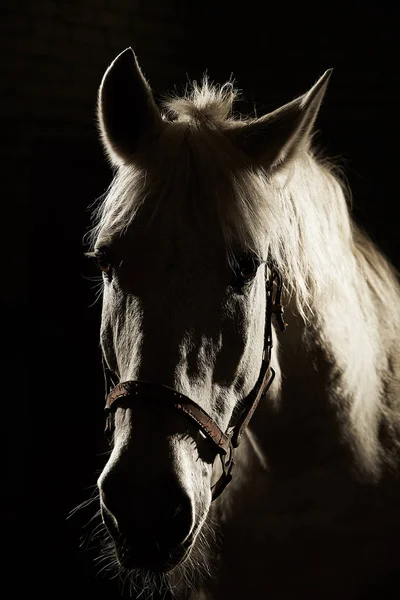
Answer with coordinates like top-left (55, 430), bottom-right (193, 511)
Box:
top-left (231, 253), bottom-right (261, 291)
top-left (95, 250), bottom-right (112, 277)
top-left (239, 255), bottom-right (260, 279)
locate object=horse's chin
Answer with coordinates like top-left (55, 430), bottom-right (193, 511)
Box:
top-left (112, 542), bottom-right (194, 599)
top-left (116, 538), bottom-right (194, 574)
top-left (101, 511), bottom-right (215, 598)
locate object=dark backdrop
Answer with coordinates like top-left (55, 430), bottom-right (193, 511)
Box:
top-left (2, 1), bottom-right (399, 598)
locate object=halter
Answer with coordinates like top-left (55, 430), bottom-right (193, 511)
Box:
top-left (103, 266), bottom-right (286, 501)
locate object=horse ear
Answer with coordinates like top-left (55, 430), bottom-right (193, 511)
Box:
top-left (228, 70), bottom-right (333, 169)
top-left (97, 48), bottom-right (164, 164)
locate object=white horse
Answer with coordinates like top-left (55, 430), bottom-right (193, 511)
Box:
top-left (88, 48), bottom-right (400, 599)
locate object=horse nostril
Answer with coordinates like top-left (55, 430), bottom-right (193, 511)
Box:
top-left (158, 493), bottom-right (193, 550)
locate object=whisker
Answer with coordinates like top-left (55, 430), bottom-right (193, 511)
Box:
top-left (88, 283), bottom-right (104, 308)
top-left (81, 273), bottom-right (103, 283)
top-left (67, 496), bottom-right (99, 520)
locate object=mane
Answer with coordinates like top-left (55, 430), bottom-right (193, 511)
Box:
top-left (87, 80), bottom-right (399, 323)
top-left (162, 77), bottom-right (239, 123)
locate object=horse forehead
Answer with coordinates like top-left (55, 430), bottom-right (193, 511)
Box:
top-left (101, 224), bottom-right (229, 317)
top-left (113, 210), bottom-right (226, 270)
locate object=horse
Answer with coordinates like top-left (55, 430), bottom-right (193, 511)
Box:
top-left (86, 47), bottom-right (400, 599)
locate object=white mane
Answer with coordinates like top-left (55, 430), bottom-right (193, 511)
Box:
top-left (88, 81), bottom-right (398, 323)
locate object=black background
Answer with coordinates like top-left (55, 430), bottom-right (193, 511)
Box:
top-left (2, 1), bottom-right (399, 598)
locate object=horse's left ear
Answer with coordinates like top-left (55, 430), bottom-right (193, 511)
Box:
top-left (97, 48), bottom-right (165, 165)
top-left (228, 69), bottom-right (333, 169)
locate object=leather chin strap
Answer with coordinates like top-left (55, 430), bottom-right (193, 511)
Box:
top-left (103, 267), bottom-right (286, 501)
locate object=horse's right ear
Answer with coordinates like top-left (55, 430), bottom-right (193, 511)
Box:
top-left (97, 48), bottom-right (164, 165)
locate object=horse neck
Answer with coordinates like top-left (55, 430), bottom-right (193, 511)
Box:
top-left (241, 223), bottom-right (400, 487)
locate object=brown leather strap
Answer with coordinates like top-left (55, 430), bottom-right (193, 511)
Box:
top-left (231, 365), bottom-right (275, 448)
top-left (105, 380), bottom-right (231, 455)
top-left (229, 267), bottom-right (279, 447)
